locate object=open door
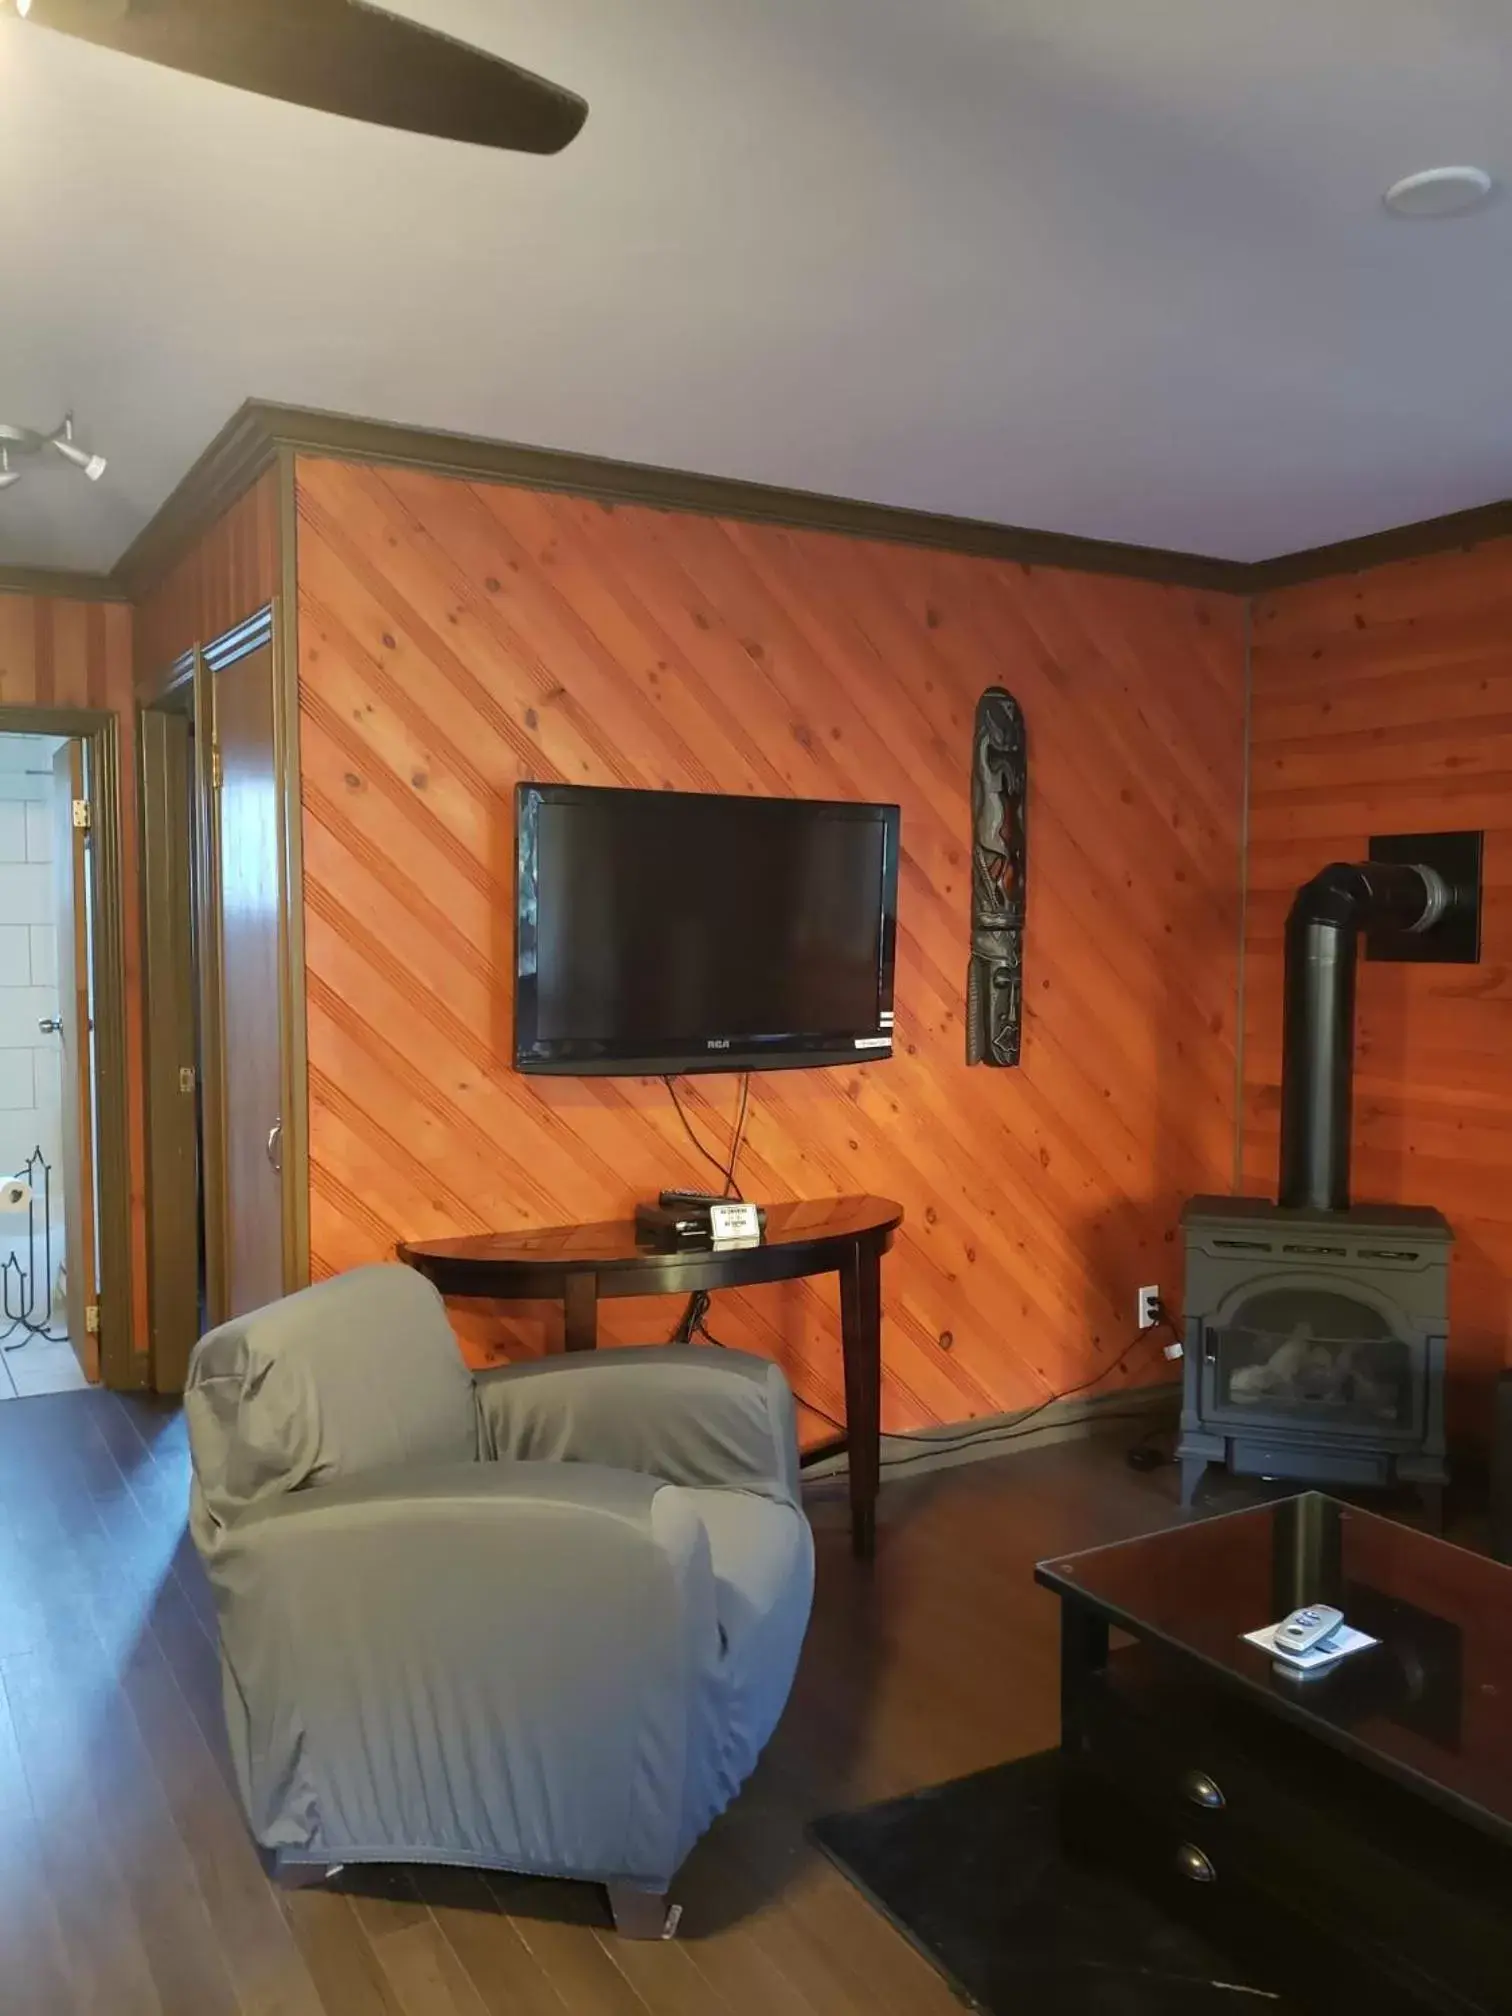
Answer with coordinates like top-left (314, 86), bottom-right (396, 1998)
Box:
top-left (52, 740), bottom-right (98, 1378)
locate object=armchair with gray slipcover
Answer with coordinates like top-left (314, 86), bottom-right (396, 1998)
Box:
top-left (184, 1263), bottom-right (814, 1936)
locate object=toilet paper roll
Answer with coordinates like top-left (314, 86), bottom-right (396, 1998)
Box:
top-left (0, 1180), bottom-right (32, 1212)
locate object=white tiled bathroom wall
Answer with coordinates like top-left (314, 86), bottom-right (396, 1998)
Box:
top-left (0, 750), bottom-right (65, 1318)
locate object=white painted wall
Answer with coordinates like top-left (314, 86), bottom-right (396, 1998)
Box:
top-left (0, 744), bottom-right (65, 1321)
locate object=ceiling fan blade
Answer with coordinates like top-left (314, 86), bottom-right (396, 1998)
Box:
top-left (19, 0), bottom-right (588, 155)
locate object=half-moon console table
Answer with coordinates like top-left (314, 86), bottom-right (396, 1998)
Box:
top-left (399, 1194), bottom-right (904, 1560)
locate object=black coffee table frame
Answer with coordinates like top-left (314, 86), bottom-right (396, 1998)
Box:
top-left (1040, 1499), bottom-right (1512, 2014)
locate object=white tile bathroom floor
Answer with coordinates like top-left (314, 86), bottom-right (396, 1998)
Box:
top-left (0, 1327), bottom-right (86, 1399)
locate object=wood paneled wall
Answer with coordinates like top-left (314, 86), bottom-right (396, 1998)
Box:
top-left (0, 594), bottom-right (147, 1364)
top-left (1246, 540), bottom-right (1512, 1419)
top-left (295, 455), bottom-right (1247, 1433)
top-left (134, 467), bottom-right (280, 685)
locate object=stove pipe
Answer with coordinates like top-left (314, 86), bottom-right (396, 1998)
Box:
top-left (1278, 860), bottom-right (1446, 1211)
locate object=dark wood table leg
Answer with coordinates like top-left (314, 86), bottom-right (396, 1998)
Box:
top-left (838, 1236), bottom-right (883, 1561)
top-left (563, 1271), bottom-right (599, 1353)
top-left (1057, 1596), bottom-right (1111, 1860)
top-left (1059, 1596), bottom-right (1109, 1748)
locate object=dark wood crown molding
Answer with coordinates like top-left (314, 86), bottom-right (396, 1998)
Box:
top-left (112, 399), bottom-right (1257, 599)
top-left (111, 404), bottom-right (280, 602)
top-left (0, 563), bottom-right (128, 604)
top-left (1246, 496), bottom-right (1512, 594)
top-left (17, 398), bottom-right (1512, 609)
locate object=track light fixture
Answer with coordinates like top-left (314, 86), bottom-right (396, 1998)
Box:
top-left (0, 413), bottom-right (109, 494)
top-left (49, 415), bottom-right (108, 482)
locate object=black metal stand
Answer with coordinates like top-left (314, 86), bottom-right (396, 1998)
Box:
top-left (1, 1146), bottom-right (66, 1351)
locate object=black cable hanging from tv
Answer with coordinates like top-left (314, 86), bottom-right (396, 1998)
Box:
top-left (668, 1071), bottom-right (751, 1347)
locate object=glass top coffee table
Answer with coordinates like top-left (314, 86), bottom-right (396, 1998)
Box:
top-left (1035, 1494), bottom-right (1512, 2011)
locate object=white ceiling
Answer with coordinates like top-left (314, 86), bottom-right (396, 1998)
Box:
top-left (4, 0), bottom-right (1512, 573)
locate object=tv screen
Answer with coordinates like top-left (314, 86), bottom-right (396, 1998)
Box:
top-left (515, 784), bottom-right (899, 1075)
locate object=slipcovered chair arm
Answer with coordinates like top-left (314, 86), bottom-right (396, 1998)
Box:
top-left (206, 1461), bottom-right (720, 1889)
top-left (473, 1345), bottom-right (802, 1506)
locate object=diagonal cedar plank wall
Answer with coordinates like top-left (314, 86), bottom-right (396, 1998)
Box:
top-left (294, 455), bottom-right (1247, 1435)
top-left (1247, 539), bottom-right (1512, 1427)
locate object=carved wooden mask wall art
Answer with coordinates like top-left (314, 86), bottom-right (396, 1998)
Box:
top-left (966, 686), bottom-right (1027, 1067)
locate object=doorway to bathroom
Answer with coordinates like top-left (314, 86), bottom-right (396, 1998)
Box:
top-left (0, 732), bottom-right (98, 1399)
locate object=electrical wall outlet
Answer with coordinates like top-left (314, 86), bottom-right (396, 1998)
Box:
top-left (1137, 1285), bottom-right (1161, 1332)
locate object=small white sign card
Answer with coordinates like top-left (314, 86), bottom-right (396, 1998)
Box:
top-left (708, 1201), bottom-right (762, 1249)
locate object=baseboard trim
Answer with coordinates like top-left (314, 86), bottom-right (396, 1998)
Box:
top-left (802, 1379), bottom-right (1179, 1489)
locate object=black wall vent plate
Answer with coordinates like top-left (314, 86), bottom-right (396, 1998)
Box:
top-left (1366, 830), bottom-right (1483, 964)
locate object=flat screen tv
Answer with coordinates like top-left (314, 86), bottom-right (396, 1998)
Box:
top-left (515, 784), bottom-right (899, 1075)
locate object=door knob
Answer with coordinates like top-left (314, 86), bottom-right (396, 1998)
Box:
top-left (267, 1120), bottom-right (283, 1173)
top-left (37, 1018), bottom-right (61, 1035)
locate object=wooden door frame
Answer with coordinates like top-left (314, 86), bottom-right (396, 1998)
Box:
top-left (274, 455), bottom-right (312, 1295)
top-left (139, 556), bottom-right (310, 1369)
top-left (0, 705), bottom-right (136, 1389)
top-left (140, 648), bottom-right (226, 1384)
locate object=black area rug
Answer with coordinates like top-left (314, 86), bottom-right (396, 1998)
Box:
top-left (810, 1750), bottom-right (1290, 2014)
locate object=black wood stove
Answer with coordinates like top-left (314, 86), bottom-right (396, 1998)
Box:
top-left (1179, 856), bottom-right (1465, 1521)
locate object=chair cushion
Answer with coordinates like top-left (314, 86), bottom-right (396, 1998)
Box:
top-left (187, 1265), bottom-right (479, 1551)
top-left (673, 1487), bottom-right (814, 1853)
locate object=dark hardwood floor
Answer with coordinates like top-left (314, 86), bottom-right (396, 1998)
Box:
top-left (0, 1393), bottom-right (1186, 2016)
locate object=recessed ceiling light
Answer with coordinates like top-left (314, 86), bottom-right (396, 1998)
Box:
top-left (1383, 166), bottom-right (1497, 219)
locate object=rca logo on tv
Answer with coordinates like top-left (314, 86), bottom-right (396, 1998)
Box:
top-left (706, 1038), bottom-right (732, 1050)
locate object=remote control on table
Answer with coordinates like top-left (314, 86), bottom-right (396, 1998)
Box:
top-left (1274, 1605), bottom-right (1345, 1655)
top-left (659, 1189), bottom-right (728, 1209)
